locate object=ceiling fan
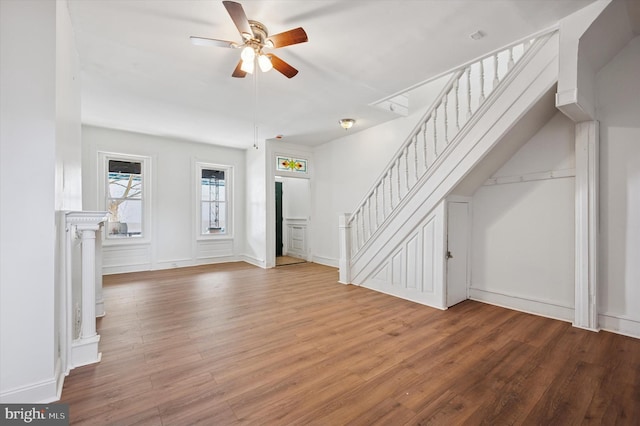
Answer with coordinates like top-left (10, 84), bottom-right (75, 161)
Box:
top-left (190, 1), bottom-right (308, 79)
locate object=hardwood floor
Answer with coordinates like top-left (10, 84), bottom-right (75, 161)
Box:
top-left (60, 262), bottom-right (640, 425)
top-left (275, 255), bottom-right (306, 266)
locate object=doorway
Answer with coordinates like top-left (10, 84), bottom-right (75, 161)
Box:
top-left (446, 201), bottom-right (470, 307)
top-left (274, 177), bottom-right (310, 266)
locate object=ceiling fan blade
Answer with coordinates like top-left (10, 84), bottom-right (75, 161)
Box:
top-left (190, 36), bottom-right (238, 48)
top-left (222, 1), bottom-right (253, 39)
top-left (266, 27), bottom-right (308, 48)
top-left (267, 54), bottom-right (298, 78)
top-left (232, 59), bottom-right (247, 78)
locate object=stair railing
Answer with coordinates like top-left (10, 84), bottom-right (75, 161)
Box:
top-left (346, 35), bottom-right (544, 260)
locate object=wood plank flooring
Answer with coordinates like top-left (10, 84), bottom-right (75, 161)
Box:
top-left (60, 262), bottom-right (640, 425)
top-left (275, 255), bottom-right (306, 266)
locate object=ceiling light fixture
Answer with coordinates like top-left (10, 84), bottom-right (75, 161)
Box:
top-left (258, 54), bottom-right (272, 72)
top-left (241, 45), bottom-right (255, 62)
top-left (469, 30), bottom-right (485, 40)
top-left (339, 118), bottom-right (355, 130)
top-left (240, 58), bottom-right (254, 74)
top-left (240, 46), bottom-right (274, 74)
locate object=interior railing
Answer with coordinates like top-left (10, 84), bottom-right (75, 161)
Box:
top-left (347, 34), bottom-right (546, 258)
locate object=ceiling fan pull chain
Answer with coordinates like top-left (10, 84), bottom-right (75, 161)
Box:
top-left (253, 66), bottom-right (259, 149)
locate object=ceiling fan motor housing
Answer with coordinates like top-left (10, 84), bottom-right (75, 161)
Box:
top-left (248, 20), bottom-right (269, 46)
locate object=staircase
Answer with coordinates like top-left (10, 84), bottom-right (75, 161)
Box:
top-left (339, 31), bottom-right (560, 309)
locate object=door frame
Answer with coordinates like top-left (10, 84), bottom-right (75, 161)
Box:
top-left (275, 181), bottom-right (283, 256)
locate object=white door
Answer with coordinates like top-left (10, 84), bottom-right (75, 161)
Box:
top-left (447, 201), bottom-right (469, 307)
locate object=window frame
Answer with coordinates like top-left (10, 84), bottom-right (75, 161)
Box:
top-left (195, 162), bottom-right (233, 240)
top-left (98, 151), bottom-right (151, 245)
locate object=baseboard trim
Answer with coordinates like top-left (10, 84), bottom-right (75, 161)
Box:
top-left (103, 256), bottom-right (249, 274)
top-left (194, 256), bottom-right (239, 266)
top-left (55, 357), bottom-right (64, 401)
top-left (239, 255), bottom-right (266, 269)
top-left (0, 376), bottom-right (59, 404)
top-left (155, 256), bottom-right (238, 270)
top-left (312, 255), bottom-right (338, 268)
top-left (469, 287), bottom-right (574, 323)
top-left (103, 263), bottom-right (152, 275)
top-left (598, 313), bottom-right (640, 339)
top-left (283, 250), bottom-right (308, 260)
top-left (154, 258), bottom-right (194, 270)
top-left (71, 335), bottom-right (101, 368)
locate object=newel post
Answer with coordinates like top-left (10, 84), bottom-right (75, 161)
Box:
top-left (338, 213), bottom-right (352, 284)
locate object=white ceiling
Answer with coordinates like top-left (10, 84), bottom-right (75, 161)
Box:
top-left (67, 0), bottom-right (595, 149)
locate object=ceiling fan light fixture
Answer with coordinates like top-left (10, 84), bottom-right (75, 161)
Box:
top-left (339, 118), bottom-right (356, 130)
top-left (240, 58), bottom-right (254, 74)
top-left (258, 54), bottom-right (273, 72)
top-left (241, 45), bottom-right (255, 62)
top-left (190, 1), bottom-right (308, 79)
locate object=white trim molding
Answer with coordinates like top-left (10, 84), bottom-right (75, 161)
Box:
top-left (312, 255), bottom-right (339, 268)
top-left (98, 151), bottom-right (152, 246)
top-left (483, 168), bottom-right (575, 186)
top-left (598, 313), bottom-right (640, 339)
top-left (0, 376), bottom-right (60, 404)
top-left (338, 213), bottom-right (352, 284)
top-left (469, 288), bottom-right (575, 323)
top-left (574, 121), bottom-right (599, 331)
top-left (194, 161), bottom-right (234, 240)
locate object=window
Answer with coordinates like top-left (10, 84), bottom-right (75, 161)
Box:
top-left (99, 153), bottom-right (149, 241)
top-left (197, 163), bottom-right (232, 237)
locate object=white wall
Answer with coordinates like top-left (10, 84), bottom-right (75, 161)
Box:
top-left (245, 146), bottom-right (267, 267)
top-left (82, 126), bottom-right (246, 273)
top-left (470, 112), bottom-right (576, 321)
top-left (55, 1), bottom-right (82, 212)
top-left (597, 35), bottom-right (640, 336)
top-left (1, 0), bottom-right (81, 403)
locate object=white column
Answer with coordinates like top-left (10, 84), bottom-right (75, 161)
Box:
top-left (95, 230), bottom-right (105, 317)
top-left (78, 226), bottom-right (98, 339)
top-left (338, 213), bottom-right (352, 284)
top-left (574, 121), bottom-right (599, 331)
top-left (65, 211), bottom-right (107, 368)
